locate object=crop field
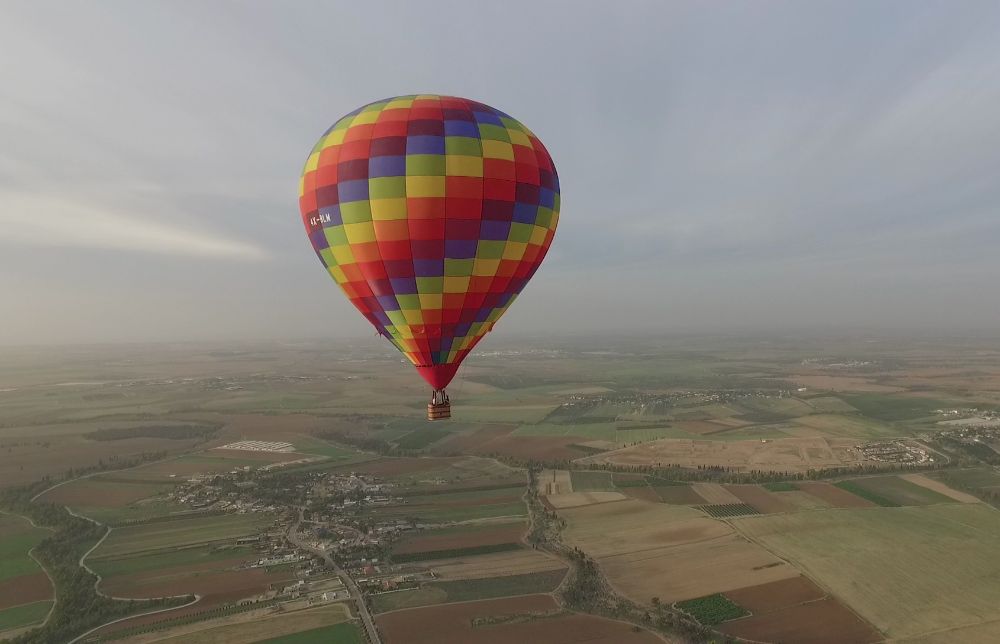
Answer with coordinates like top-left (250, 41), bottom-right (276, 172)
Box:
top-left (568, 470), bottom-right (615, 491)
top-left (38, 478), bottom-right (175, 508)
top-left (733, 504), bottom-right (1000, 639)
top-left (0, 600), bottom-right (53, 632)
top-left (90, 545), bottom-right (256, 579)
top-left (543, 491), bottom-right (626, 509)
top-left (690, 483), bottom-right (741, 504)
top-left (559, 499), bottom-right (797, 603)
top-left (376, 594), bottom-right (662, 644)
top-left (372, 485), bottom-right (527, 523)
top-left (652, 484), bottom-right (707, 505)
top-left (392, 522), bottom-right (524, 556)
top-left (838, 475), bottom-right (959, 507)
top-left (371, 569), bottom-right (567, 613)
top-left (698, 503), bottom-right (760, 518)
top-left (0, 513), bottom-right (53, 619)
top-left (427, 549), bottom-right (566, 581)
top-left (723, 485), bottom-right (793, 513)
top-left (841, 393), bottom-right (953, 421)
top-left (580, 436), bottom-right (868, 473)
top-left (147, 602), bottom-right (355, 643)
top-left (796, 481), bottom-right (875, 508)
top-left (716, 575), bottom-right (882, 643)
top-left (675, 593), bottom-right (748, 624)
top-left (790, 413), bottom-right (898, 439)
top-left (92, 513), bottom-right (274, 558)
top-left (901, 473), bottom-right (981, 503)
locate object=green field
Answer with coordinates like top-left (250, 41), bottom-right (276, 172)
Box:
top-left (930, 467), bottom-right (1000, 492)
top-left (392, 542), bottom-right (522, 563)
top-left (762, 481), bottom-right (798, 492)
top-left (734, 504), bottom-right (1000, 639)
top-left (834, 480), bottom-right (900, 507)
top-left (90, 544), bottom-right (255, 578)
top-left (841, 394), bottom-right (954, 421)
top-left (0, 514), bottom-right (50, 581)
top-left (371, 569), bottom-right (566, 613)
top-left (395, 427), bottom-right (451, 450)
top-left (255, 622), bottom-right (363, 644)
top-left (0, 600), bottom-right (52, 631)
top-left (92, 513), bottom-right (272, 558)
top-left (841, 476), bottom-right (957, 507)
top-left (675, 594), bottom-right (748, 625)
top-left (569, 470), bottom-right (615, 491)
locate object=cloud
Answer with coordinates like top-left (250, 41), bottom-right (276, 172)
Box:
top-left (0, 191), bottom-right (269, 260)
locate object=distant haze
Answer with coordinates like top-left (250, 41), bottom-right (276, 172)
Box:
top-left (2, 1), bottom-right (1000, 346)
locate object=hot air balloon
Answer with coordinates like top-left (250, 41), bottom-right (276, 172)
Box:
top-left (299, 95), bottom-right (560, 420)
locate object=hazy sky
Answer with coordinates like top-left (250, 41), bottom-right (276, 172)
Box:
top-left (2, 1), bottom-right (1000, 345)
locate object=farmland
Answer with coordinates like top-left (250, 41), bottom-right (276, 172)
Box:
top-left (0, 512), bottom-right (53, 637)
top-left (4, 336), bottom-right (1000, 643)
top-left (92, 513), bottom-right (275, 558)
top-left (376, 594), bottom-right (662, 644)
top-left (733, 504), bottom-right (1000, 639)
top-left (558, 499), bottom-right (797, 603)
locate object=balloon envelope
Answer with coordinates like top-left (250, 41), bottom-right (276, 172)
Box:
top-left (299, 95), bottom-right (560, 390)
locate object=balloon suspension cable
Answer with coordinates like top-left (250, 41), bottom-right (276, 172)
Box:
top-left (427, 388), bottom-right (451, 421)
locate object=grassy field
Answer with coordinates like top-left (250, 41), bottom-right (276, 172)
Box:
top-left (92, 513), bottom-right (273, 559)
top-left (733, 504), bottom-right (1000, 639)
top-left (0, 514), bottom-right (50, 581)
top-left (256, 622), bottom-right (363, 644)
top-left (0, 600), bottom-right (53, 631)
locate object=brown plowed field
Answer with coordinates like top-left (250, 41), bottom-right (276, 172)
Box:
top-left (724, 485), bottom-right (794, 514)
top-left (724, 576), bottom-right (825, 613)
top-left (797, 482), bottom-right (876, 508)
top-left (377, 594), bottom-right (661, 644)
top-left (653, 485), bottom-right (707, 505)
top-left (622, 486), bottom-right (661, 503)
top-left (393, 524), bottom-right (524, 555)
top-left (691, 483), bottom-right (741, 504)
top-left (0, 573), bottom-right (52, 610)
top-left (720, 597), bottom-right (882, 644)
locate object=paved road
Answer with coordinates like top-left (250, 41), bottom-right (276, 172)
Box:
top-left (288, 509), bottom-right (382, 644)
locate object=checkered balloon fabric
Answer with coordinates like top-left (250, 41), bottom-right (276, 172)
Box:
top-left (299, 95), bottom-right (560, 390)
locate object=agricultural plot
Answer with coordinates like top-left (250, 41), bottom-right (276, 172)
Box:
top-left (838, 475), bottom-right (959, 507)
top-left (698, 503), bottom-right (760, 518)
top-left (371, 569), bottom-right (567, 613)
top-left (0, 600), bottom-right (53, 632)
top-left (392, 522), bottom-right (524, 556)
top-left (675, 593), bottom-right (748, 625)
top-left (92, 513), bottom-right (273, 558)
top-left (372, 486), bottom-right (527, 523)
top-left (790, 413), bottom-right (898, 439)
top-left (559, 499), bottom-right (796, 603)
top-left (148, 602), bottom-right (354, 643)
top-left (580, 436), bottom-right (868, 473)
top-left (0, 513), bottom-right (53, 614)
top-left (256, 623), bottom-right (363, 644)
top-left (690, 483), bottom-right (740, 504)
top-left (724, 485), bottom-right (793, 513)
top-left (376, 594), bottom-right (661, 644)
top-left (427, 549), bottom-right (566, 581)
top-left (89, 545), bottom-right (256, 579)
top-left (796, 481), bottom-right (875, 508)
top-left (652, 484), bottom-right (707, 505)
top-left (568, 470), bottom-right (615, 491)
top-left (543, 491), bottom-right (627, 509)
top-left (733, 504), bottom-right (1000, 639)
top-left (718, 576), bottom-right (882, 643)
top-left (841, 393), bottom-right (953, 421)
